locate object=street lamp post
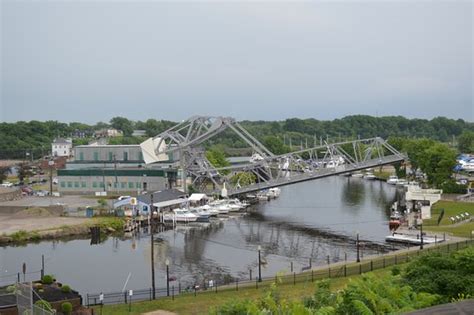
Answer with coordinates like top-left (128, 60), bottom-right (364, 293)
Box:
top-left (150, 193), bottom-right (155, 299)
top-left (258, 245), bottom-right (262, 282)
top-left (356, 232), bottom-right (360, 263)
top-left (166, 259), bottom-right (170, 297)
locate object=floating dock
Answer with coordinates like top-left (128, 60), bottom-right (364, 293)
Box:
top-left (385, 233), bottom-right (445, 245)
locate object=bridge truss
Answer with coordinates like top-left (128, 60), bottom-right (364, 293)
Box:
top-left (141, 116), bottom-right (406, 196)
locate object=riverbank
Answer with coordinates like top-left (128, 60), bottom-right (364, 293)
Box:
top-left (0, 216), bottom-right (125, 245)
top-left (424, 200), bottom-right (474, 237)
top-left (92, 239), bottom-right (472, 314)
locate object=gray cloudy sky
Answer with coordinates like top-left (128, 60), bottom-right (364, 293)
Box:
top-left (1, 0), bottom-right (473, 123)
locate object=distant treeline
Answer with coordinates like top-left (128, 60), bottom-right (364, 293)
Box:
top-left (1, 115), bottom-right (473, 159)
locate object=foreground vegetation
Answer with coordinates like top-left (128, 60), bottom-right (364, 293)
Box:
top-left (95, 246), bottom-right (473, 315)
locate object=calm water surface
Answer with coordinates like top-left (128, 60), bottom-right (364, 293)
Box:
top-left (0, 177), bottom-right (401, 297)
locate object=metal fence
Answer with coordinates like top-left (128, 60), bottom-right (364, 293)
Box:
top-left (87, 239), bottom-right (473, 307)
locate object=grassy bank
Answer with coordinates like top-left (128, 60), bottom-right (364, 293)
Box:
top-left (94, 268), bottom-right (397, 315)
top-left (93, 240), bottom-right (472, 315)
top-left (0, 216), bottom-right (125, 245)
top-left (424, 200), bottom-right (474, 237)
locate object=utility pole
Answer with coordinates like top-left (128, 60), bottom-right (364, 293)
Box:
top-left (150, 192), bottom-right (156, 299)
top-left (48, 160), bottom-right (54, 196)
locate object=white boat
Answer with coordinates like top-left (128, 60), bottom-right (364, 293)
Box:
top-left (268, 187), bottom-right (281, 198)
top-left (199, 205), bottom-right (219, 216)
top-left (396, 179), bottom-right (408, 187)
top-left (209, 200), bottom-right (231, 214)
top-left (387, 175), bottom-right (399, 185)
top-left (189, 208), bottom-right (212, 222)
top-left (257, 193), bottom-right (269, 201)
top-left (364, 172), bottom-right (376, 180)
top-left (163, 209), bottom-right (198, 223)
top-left (351, 172), bottom-right (363, 178)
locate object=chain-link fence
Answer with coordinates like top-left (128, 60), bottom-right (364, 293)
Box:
top-left (87, 239), bottom-right (473, 307)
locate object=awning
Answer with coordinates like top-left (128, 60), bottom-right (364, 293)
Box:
top-left (153, 198), bottom-right (188, 208)
top-left (188, 193), bottom-right (208, 201)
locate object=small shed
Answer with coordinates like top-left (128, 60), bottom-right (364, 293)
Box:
top-left (188, 193), bottom-right (209, 206)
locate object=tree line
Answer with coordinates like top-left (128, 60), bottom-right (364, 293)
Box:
top-left (1, 115), bottom-right (473, 159)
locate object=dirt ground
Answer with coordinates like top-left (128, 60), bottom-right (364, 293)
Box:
top-left (0, 212), bottom-right (89, 235)
top-left (0, 195), bottom-right (113, 210)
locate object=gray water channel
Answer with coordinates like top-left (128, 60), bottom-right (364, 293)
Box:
top-left (0, 176), bottom-right (402, 297)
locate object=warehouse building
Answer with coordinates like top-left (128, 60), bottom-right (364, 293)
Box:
top-left (58, 144), bottom-right (177, 195)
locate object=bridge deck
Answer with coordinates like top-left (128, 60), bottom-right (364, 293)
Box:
top-left (219, 154), bottom-right (404, 196)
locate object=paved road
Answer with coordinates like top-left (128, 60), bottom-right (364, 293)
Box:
top-left (406, 299), bottom-right (474, 315)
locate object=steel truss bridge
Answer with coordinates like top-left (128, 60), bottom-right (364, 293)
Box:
top-left (141, 116), bottom-right (406, 197)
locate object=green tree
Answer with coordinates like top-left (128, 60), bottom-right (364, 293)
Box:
top-left (206, 146), bottom-right (230, 169)
top-left (230, 172), bottom-right (256, 187)
top-left (262, 136), bottom-right (290, 155)
top-left (417, 143), bottom-right (457, 187)
top-left (110, 117), bottom-right (134, 136)
top-left (403, 247), bottom-right (474, 302)
top-left (457, 131), bottom-right (474, 153)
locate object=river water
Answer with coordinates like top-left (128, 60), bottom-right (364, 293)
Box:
top-left (0, 176), bottom-right (401, 297)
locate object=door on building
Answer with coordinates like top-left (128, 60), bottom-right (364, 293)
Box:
top-left (143, 182), bottom-right (147, 191)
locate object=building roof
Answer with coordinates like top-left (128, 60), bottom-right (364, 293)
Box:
top-left (188, 193), bottom-right (208, 201)
top-left (75, 144), bottom-right (141, 148)
top-left (53, 138), bottom-right (71, 144)
top-left (138, 188), bottom-right (187, 205)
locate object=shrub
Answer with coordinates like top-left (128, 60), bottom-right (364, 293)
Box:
top-left (391, 266), bottom-right (401, 276)
top-left (41, 275), bottom-right (54, 285)
top-left (61, 284), bottom-right (71, 293)
top-left (34, 300), bottom-right (52, 311)
top-left (6, 285), bottom-right (16, 293)
top-left (61, 302), bottom-right (73, 315)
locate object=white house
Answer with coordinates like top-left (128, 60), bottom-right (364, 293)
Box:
top-left (52, 138), bottom-right (73, 157)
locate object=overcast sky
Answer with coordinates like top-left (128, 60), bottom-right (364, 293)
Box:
top-left (1, 0), bottom-right (472, 123)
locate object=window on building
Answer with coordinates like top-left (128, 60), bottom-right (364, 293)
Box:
top-left (60, 181), bottom-right (66, 188)
top-left (136, 182), bottom-right (141, 188)
top-left (108, 152), bottom-right (113, 161)
top-left (92, 182), bottom-right (98, 188)
top-left (74, 181), bottom-right (79, 188)
top-left (81, 181), bottom-right (87, 188)
top-left (79, 152), bottom-right (84, 161)
top-left (67, 181), bottom-right (73, 188)
top-left (99, 182), bottom-right (104, 188)
top-left (128, 182), bottom-right (134, 189)
top-left (121, 182), bottom-right (126, 189)
top-left (113, 182), bottom-right (119, 188)
top-left (93, 152), bottom-right (99, 161)
top-left (123, 151), bottom-right (128, 161)
top-left (139, 152), bottom-right (143, 161)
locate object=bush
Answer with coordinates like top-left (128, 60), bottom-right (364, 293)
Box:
top-left (34, 300), bottom-right (52, 311)
top-left (391, 266), bottom-right (401, 276)
top-left (41, 275), bottom-right (54, 285)
top-left (61, 302), bottom-right (73, 315)
top-left (61, 284), bottom-right (71, 293)
top-left (6, 285), bottom-right (16, 293)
